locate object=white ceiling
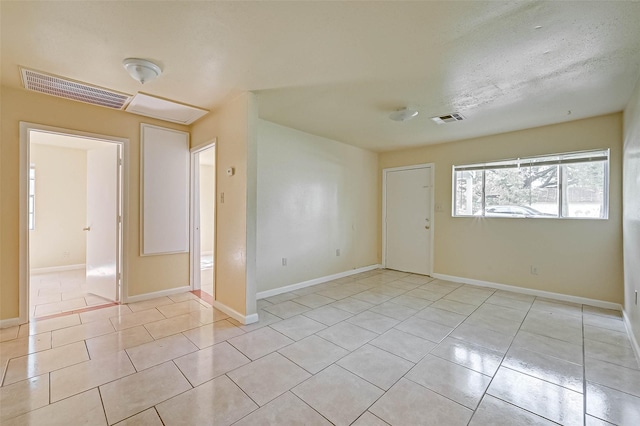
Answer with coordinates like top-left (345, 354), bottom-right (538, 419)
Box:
top-left (2, 1), bottom-right (640, 152)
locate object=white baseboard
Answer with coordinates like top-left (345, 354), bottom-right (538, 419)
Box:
top-left (256, 264), bottom-right (383, 300)
top-left (0, 317), bottom-right (23, 329)
top-left (124, 286), bottom-right (191, 303)
top-left (622, 310), bottom-right (640, 366)
top-left (30, 264), bottom-right (85, 274)
top-left (211, 300), bottom-right (259, 325)
top-left (431, 273), bottom-right (622, 311)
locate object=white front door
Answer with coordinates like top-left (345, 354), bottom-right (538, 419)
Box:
top-left (86, 144), bottom-right (120, 302)
top-left (385, 166), bottom-right (432, 275)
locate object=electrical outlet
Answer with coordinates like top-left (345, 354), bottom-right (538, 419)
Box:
top-left (530, 265), bottom-right (539, 275)
top-left (336, 249), bottom-right (340, 256)
top-left (62, 251), bottom-right (70, 258)
top-left (220, 192), bottom-right (225, 204)
top-left (282, 258), bottom-right (287, 266)
top-left (435, 202), bottom-right (444, 212)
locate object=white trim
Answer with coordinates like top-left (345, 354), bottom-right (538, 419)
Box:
top-left (0, 318), bottom-right (22, 329)
top-left (200, 250), bottom-right (214, 257)
top-left (256, 264), bottom-right (382, 300)
top-left (124, 286), bottom-right (191, 303)
top-left (189, 140), bottom-right (217, 292)
top-left (30, 264), bottom-right (85, 274)
top-left (432, 273), bottom-right (622, 311)
top-left (211, 300), bottom-right (259, 325)
top-left (622, 310), bottom-right (640, 366)
top-left (382, 163), bottom-right (435, 275)
top-left (19, 122), bottom-right (129, 326)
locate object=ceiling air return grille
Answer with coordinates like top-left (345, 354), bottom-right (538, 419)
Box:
top-left (20, 68), bottom-right (132, 109)
top-left (431, 112), bottom-right (465, 124)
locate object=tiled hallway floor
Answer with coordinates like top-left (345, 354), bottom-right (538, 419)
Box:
top-left (2, 269), bottom-right (639, 425)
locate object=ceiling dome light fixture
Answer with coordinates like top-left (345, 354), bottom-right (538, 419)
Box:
top-left (122, 58), bottom-right (162, 84)
top-left (389, 107), bottom-right (419, 122)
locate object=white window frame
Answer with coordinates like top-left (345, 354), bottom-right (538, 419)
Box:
top-left (452, 149), bottom-right (610, 220)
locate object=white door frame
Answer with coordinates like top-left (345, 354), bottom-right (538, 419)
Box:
top-left (19, 122), bottom-right (129, 324)
top-left (189, 140), bottom-right (217, 292)
top-left (382, 163), bottom-right (435, 275)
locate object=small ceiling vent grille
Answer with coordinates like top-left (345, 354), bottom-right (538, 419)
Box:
top-left (431, 112), bottom-right (465, 124)
top-left (20, 68), bottom-right (132, 110)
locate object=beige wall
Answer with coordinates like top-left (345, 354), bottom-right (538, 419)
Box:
top-left (380, 113), bottom-right (624, 303)
top-left (191, 92), bottom-right (258, 317)
top-left (623, 77), bottom-right (640, 346)
top-left (199, 163), bottom-right (215, 254)
top-left (1, 86), bottom-right (190, 320)
top-left (256, 119), bottom-right (379, 293)
top-left (29, 144), bottom-right (87, 269)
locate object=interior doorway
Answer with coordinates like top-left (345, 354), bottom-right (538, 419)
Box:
top-left (383, 164), bottom-right (435, 276)
top-left (21, 124), bottom-right (126, 319)
top-left (190, 142), bottom-right (216, 298)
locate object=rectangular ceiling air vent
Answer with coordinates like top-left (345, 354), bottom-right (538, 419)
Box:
top-left (125, 93), bottom-right (209, 125)
top-left (431, 112), bottom-right (465, 124)
top-left (20, 67), bottom-right (132, 110)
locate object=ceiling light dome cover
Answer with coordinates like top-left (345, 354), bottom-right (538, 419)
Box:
top-left (389, 107), bottom-right (419, 122)
top-left (123, 58), bottom-right (162, 84)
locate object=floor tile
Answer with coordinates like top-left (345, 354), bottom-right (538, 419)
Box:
top-left (406, 354), bottom-right (491, 409)
top-left (2, 388), bottom-right (107, 426)
top-left (233, 391), bottom-right (331, 426)
top-left (316, 322), bottom-right (378, 351)
top-left (279, 334), bottom-right (349, 373)
top-left (156, 300), bottom-right (208, 318)
top-left (0, 375), bottom-right (49, 422)
top-left (531, 299), bottom-right (583, 318)
top-left (85, 325), bottom-right (154, 359)
top-left (264, 292), bottom-right (298, 304)
top-left (404, 288), bottom-right (444, 302)
top-left (34, 297), bottom-right (87, 316)
top-left (585, 414), bottom-right (615, 425)
top-left (0, 326), bottom-right (19, 342)
top-left (338, 344), bottom-right (414, 390)
top-left (181, 319), bottom-right (245, 349)
top-left (329, 297), bottom-right (375, 314)
top-left (229, 309), bottom-right (282, 332)
top-left (3, 341), bottom-right (89, 385)
top-left (293, 364), bottom-right (384, 426)
top-left (174, 341), bottom-right (250, 386)
top-left (347, 311), bottom-right (400, 334)
top-left (494, 290), bottom-right (536, 303)
top-left (127, 296), bottom-right (174, 312)
top-left (450, 323), bottom-right (513, 353)
top-left (368, 301), bottom-right (417, 320)
top-left (292, 293), bottom-right (335, 308)
top-left (470, 395), bottom-right (557, 425)
top-left (100, 362), bottom-right (192, 424)
top-left (444, 287), bottom-right (493, 306)
top-left (228, 352), bottom-right (311, 406)
top-left (511, 330), bottom-right (584, 364)
top-left (18, 314), bottom-right (81, 337)
top-left (585, 357), bottom-right (640, 397)
top-left (585, 338), bottom-right (639, 369)
top-left (431, 336), bottom-right (503, 376)
top-left (584, 324), bottom-right (632, 348)
top-left (114, 408), bottom-right (163, 425)
top-left (464, 310), bottom-right (522, 336)
top-left (484, 294), bottom-right (534, 311)
top-left (370, 378), bottom-right (473, 426)
top-left (521, 315), bottom-right (584, 345)
top-left (50, 350), bottom-right (135, 402)
top-left (156, 375), bottom-right (257, 425)
top-left (110, 309), bottom-right (165, 331)
top-left (269, 315), bottom-right (326, 340)
top-left (586, 381), bottom-right (640, 425)
top-left (397, 274), bottom-right (432, 285)
top-left (488, 367), bottom-right (583, 425)
top-left (369, 285), bottom-right (406, 297)
top-left (388, 294), bottom-right (433, 310)
top-left (51, 318), bottom-right (115, 347)
top-left (303, 305), bottom-right (354, 325)
top-left (503, 346), bottom-right (584, 392)
top-left (395, 316), bottom-right (453, 343)
top-left (126, 333), bottom-right (198, 371)
top-left (168, 292), bottom-right (200, 303)
top-left (414, 306), bottom-right (467, 327)
top-left (227, 326), bottom-right (293, 360)
top-left (351, 290), bottom-right (393, 305)
top-left (143, 312), bottom-right (204, 339)
top-left (429, 298), bottom-right (477, 315)
top-left (369, 328), bottom-right (436, 363)
top-left (263, 300), bottom-right (310, 319)
top-left (583, 314), bottom-right (627, 333)
top-left (352, 412), bottom-right (390, 426)
top-left (0, 333), bottom-right (52, 371)
top-left (79, 304), bottom-right (132, 323)
top-left (583, 305), bottom-right (623, 319)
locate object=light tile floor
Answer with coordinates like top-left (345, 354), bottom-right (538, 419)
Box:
top-left (2, 269), bottom-right (639, 425)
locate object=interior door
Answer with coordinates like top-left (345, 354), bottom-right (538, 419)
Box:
top-left (86, 144), bottom-right (119, 302)
top-left (385, 166), bottom-right (432, 275)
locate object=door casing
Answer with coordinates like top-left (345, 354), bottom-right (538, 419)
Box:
top-left (382, 163), bottom-right (435, 275)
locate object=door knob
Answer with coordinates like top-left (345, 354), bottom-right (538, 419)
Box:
top-left (83, 227), bottom-right (91, 231)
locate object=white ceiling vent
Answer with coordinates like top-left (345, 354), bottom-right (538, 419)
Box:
top-left (431, 112), bottom-right (465, 124)
top-left (20, 67), bottom-right (132, 109)
top-left (125, 93), bottom-right (209, 125)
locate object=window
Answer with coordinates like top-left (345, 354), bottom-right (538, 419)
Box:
top-left (453, 149), bottom-right (609, 219)
top-left (29, 165), bottom-right (36, 229)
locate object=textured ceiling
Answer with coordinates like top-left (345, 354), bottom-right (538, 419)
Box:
top-left (2, 1), bottom-right (640, 151)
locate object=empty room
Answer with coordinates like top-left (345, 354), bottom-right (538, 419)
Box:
top-left (1, 1), bottom-right (639, 425)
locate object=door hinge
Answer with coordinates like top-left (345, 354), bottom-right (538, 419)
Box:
top-left (118, 215), bottom-right (122, 223)
top-left (118, 157), bottom-right (122, 166)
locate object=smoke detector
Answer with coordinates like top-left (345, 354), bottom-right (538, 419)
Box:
top-left (389, 107), bottom-right (419, 122)
top-left (431, 112), bottom-right (465, 124)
